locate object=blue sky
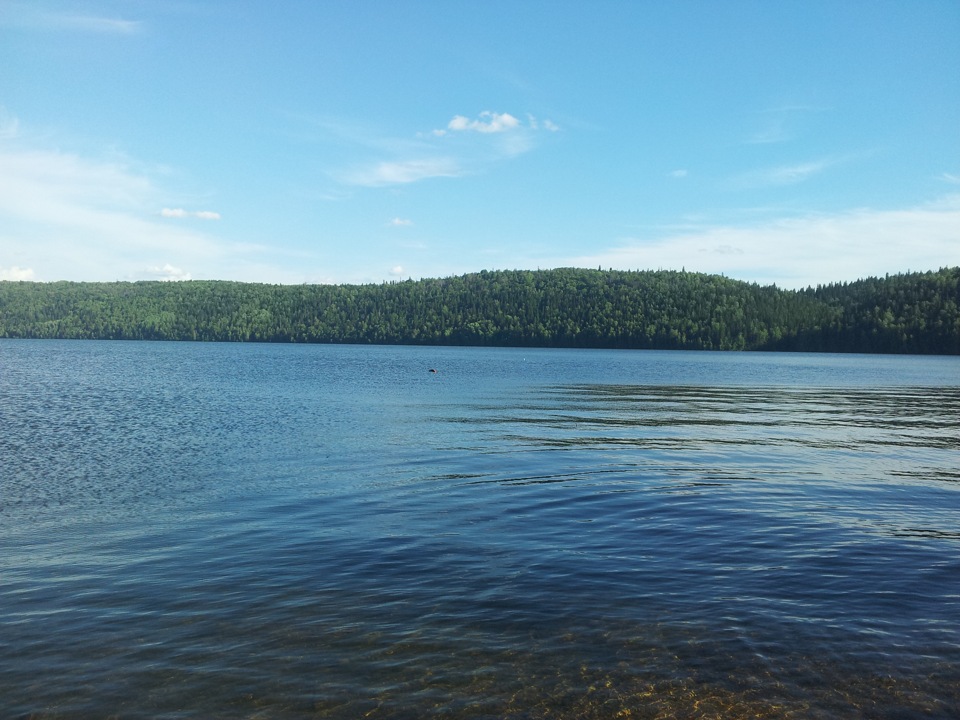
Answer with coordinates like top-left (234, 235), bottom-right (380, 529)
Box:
top-left (2, 0), bottom-right (958, 288)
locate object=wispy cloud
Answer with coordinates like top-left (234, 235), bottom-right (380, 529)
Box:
top-left (558, 196), bottom-right (960, 289)
top-left (747, 124), bottom-right (790, 145)
top-left (44, 13), bottom-right (142, 35)
top-left (0, 144), bottom-right (219, 279)
top-left (766, 160), bottom-right (833, 183)
top-left (670, 169), bottom-right (688, 179)
top-left (0, 108), bottom-right (20, 139)
top-left (2, 3), bottom-right (142, 35)
top-left (940, 172), bottom-right (960, 184)
top-left (732, 157), bottom-right (839, 189)
top-left (161, 208), bottom-right (221, 220)
top-left (320, 110), bottom-right (558, 188)
top-left (744, 104), bottom-right (824, 145)
top-left (0, 118), bottom-right (282, 282)
top-left (343, 158), bottom-right (460, 187)
top-left (388, 217), bottom-right (413, 227)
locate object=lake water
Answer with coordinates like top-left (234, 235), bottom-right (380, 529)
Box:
top-left (1, 340), bottom-right (958, 719)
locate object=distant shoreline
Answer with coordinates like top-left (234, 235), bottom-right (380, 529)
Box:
top-left (2, 267), bottom-right (958, 355)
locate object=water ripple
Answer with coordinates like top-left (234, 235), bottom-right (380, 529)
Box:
top-left (2, 342), bottom-right (959, 718)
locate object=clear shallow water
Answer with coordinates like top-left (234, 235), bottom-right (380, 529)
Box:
top-left (1, 341), bottom-right (958, 719)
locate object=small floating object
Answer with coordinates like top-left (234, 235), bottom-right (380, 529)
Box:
top-left (429, 368), bottom-right (437, 373)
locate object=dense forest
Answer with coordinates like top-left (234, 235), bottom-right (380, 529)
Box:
top-left (1, 267), bottom-right (958, 354)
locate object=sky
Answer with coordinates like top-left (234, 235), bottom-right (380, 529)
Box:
top-left (1, 0), bottom-right (959, 289)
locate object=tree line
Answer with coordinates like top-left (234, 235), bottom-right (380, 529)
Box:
top-left (0, 267), bottom-right (957, 354)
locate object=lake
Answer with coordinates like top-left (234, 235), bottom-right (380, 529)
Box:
top-left (1, 340), bottom-right (958, 719)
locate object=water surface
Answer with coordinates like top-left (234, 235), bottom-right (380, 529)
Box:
top-left (1, 341), bottom-right (958, 718)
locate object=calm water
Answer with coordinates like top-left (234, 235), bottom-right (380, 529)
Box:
top-left (1, 340), bottom-right (958, 719)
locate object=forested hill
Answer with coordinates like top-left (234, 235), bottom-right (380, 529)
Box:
top-left (1, 267), bottom-right (958, 354)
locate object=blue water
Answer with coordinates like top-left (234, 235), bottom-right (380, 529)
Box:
top-left (1, 340), bottom-right (958, 718)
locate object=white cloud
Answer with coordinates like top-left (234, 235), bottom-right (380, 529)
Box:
top-left (437, 111), bottom-right (559, 137)
top-left (145, 264), bottom-right (191, 281)
top-left (161, 208), bottom-right (221, 220)
top-left (448, 112), bottom-right (521, 134)
top-left (768, 161), bottom-right (832, 183)
top-left (746, 118), bottom-right (791, 145)
top-left (0, 134), bottom-right (268, 281)
top-left (733, 157), bottom-right (838, 189)
top-left (1, 4), bottom-right (142, 34)
top-left (747, 127), bottom-right (788, 145)
top-left (560, 196), bottom-right (960, 289)
top-left (0, 109), bottom-right (19, 139)
top-left (670, 169), bottom-right (688, 178)
top-left (388, 217), bottom-right (413, 227)
top-left (745, 104), bottom-right (823, 145)
top-left (940, 173), bottom-right (960, 184)
top-left (390, 265), bottom-right (405, 276)
top-left (712, 244), bottom-right (744, 255)
top-left (433, 111), bottom-right (557, 161)
top-left (344, 158), bottom-right (460, 187)
top-left (45, 14), bottom-right (141, 34)
top-left (325, 110), bottom-right (557, 188)
top-left (0, 265), bottom-right (35, 281)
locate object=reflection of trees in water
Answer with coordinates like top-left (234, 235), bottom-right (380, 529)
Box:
top-left (523, 384), bottom-right (960, 450)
